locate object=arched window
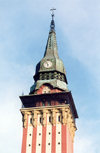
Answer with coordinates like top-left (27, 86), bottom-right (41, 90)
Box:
top-left (49, 116), bottom-right (51, 122)
top-left (40, 117), bottom-right (42, 123)
top-left (30, 118), bottom-right (32, 124)
top-left (42, 102), bottom-right (45, 106)
top-left (58, 115), bottom-right (61, 122)
top-left (48, 101), bottom-right (51, 106)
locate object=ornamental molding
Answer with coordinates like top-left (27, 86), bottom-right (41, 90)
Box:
top-left (22, 112), bottom-right (28, 128)
top-left (20, 104), bottom-right (77, 140)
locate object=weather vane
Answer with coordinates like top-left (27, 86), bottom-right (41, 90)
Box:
top-left (50, 8), bottom-right (56, 20)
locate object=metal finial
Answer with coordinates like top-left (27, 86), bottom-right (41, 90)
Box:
top-left (50, 8), bottom-right (56, 20)
top-left (50, 8), bottom-right (56, 31)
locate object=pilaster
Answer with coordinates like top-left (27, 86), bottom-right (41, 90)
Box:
top-left (21, 104), bottom-right (76, 141)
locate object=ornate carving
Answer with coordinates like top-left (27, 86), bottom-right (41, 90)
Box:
top-left (42, 110), bottom-right (47, 126)
top-left (66, 108), bottom-right (76, 142)
top-left (51, 109), bottom-right (56, 125)
top-left (61, 108), bottom-right (66, 124)
top-left (22, 112), bottom-right (27, 128)
top-left (32, 111), bottom-right (38, 127)
top-left (38, 72), bottom-right (66, 82)
top-left (20, 105), bottom-right (77, 141)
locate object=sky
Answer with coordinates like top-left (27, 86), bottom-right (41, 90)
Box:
top-left (0, 0), bottom-right (100, 153)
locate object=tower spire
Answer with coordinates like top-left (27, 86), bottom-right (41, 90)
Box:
top-left (20, 11), bottom-right (78, 153)
top-left (31, 10), bottom-right (68, 92)
top-left (43, 8), bottom-right (58, 58)
top-left (50, 8), bottom-right (56, 31)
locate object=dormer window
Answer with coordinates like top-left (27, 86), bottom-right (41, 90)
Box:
top-left (42, 86), bottom-right (50, 94)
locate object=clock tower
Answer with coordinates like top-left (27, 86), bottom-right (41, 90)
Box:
top-left (20, 11), bottom-right (78, 153)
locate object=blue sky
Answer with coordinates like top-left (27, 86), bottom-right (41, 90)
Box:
top-left (0, 0), bottom-right (100, 153)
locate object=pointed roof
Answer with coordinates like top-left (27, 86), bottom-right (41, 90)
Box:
top-left (31, 12), bottom-right (68, 93)
top-left (44, 16), bottom-right (59, 58)
top-left (35, 14), bottom-right (66, 74)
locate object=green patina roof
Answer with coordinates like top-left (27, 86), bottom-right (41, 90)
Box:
top-left (43, 30), bottom-right (59, 58)
top-left (35, 19), bottom-right (66, 75)
top-left (30, 79), bottom-right (68, 93)
top-left (30, 16), bottom-right (68, 93)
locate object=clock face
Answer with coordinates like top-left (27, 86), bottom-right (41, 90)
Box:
top-left (43, 60), bottom-right (52, 68)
